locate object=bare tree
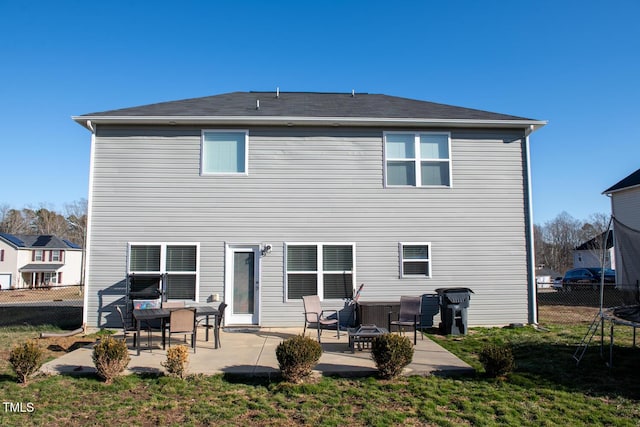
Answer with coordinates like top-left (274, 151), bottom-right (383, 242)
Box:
top-left (0, 203), bottom-right (9, 226)
top-left (534, 224), bottom-right (547, 267)
top-left (32, 206), bottom-right (68, 236)
top-left (64, 199), bottom-right (88, 246)
top-left (577, 212), bottom-right (613, 269)
top-left (535, 211), bottom-right (612, 274)
top-left (0, 208), bottom-right (32, 234)
top-left (0, 200), bottom-right (88, 246)
top-left (541, 212), bottom-right (583, 273)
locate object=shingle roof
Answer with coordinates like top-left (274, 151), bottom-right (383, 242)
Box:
top-left (81, 91), bottom-right (534, 121)
top-left (575, 231), bottom-right (614, 250)
top-left (603, 168), bottom-right (640, 194)
top-left (75, 92), bottom-right (548, 134)
top-left (0, 233), bottom-right (82, 250)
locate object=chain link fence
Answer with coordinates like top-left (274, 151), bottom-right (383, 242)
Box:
top-left (0, 285), bottom-right (83, 328)
top-left (0, 281), bottom-right (634, 329)
top-left (537, 283), bottom-right (637, 326)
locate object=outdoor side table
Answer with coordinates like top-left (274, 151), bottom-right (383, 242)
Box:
top-left (348, 324), bottom-right (388, 353)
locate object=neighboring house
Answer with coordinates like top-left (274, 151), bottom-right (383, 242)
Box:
top-left (573, 231), bottom-right (615, 270)
top-left (0, 233), bottom-right (83, 289)
top-left (73, 91), bottom-right (546, 329)
top-left (603, 168), bottom-right (640, 289)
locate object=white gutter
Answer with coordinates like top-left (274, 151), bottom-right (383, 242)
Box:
top-left (72, 115), bottom-right (547, 131)
top-left (524, 125), bottom-right (538, 325)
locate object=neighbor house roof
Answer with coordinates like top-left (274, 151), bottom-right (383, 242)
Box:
top-left (0, 233), bottom-right (82, 250)
top-left (73, 91), bottom-right (546, 131)
top-left (603, 168), bottom-right (640, 194)
top-left (575, 231), bottom-right (614, 251)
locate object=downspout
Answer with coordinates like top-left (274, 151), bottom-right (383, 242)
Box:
top-left (81, 120), bottom-right (96, 332)
top-left (524, 125), bottom-right (538, 324)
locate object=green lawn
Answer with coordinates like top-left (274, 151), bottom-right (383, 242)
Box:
top-left (1, 324), bottom-right (639, 426)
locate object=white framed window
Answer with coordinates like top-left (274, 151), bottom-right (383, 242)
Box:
top-left (127, 243), bottom-right (199, 300)
top-left (384, 132), bottom-right (451, 187)
top-left (285, 243), bottom-right (355, 301)
top-left (34, 250), bottom-right (43, 262)
top-left (51, 250), bottom-right (61, 262)
top-left (400, 243), bottom-right (431, 278)
top-left (201, 130), bottom-right (248, 175)
top-left (44, 272), bottom-right (58, 284)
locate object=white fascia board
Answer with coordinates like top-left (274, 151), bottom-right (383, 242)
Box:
top-left (73, 115), bottom-right (547, 132)
top-left (603, 184), bottom-right (640, 196)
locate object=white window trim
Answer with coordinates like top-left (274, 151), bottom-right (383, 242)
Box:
top-left (34, 250), bottom-right (43, 262)
top-left (200, 129), bottom-right (249, 176)
top-left (284, 242), bottom-right (356, 302)
top-left (399, 242), bottom-right (432, 278)
top-left (52, 250), bottom-right (61, 262)
top-left (383, 131), bottom-right (452, 188)
top-left (43, 271), bottom-right (57, 284)
top-left (127, 242), bottom-right (200, 301)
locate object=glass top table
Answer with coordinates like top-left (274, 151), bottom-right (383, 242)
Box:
top-left (132, 305), bottom-right (220, 355)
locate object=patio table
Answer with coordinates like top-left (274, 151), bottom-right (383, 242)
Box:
top-left (133, 305), bottom-right (220, 355)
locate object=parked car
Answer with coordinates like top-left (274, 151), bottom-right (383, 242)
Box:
top-left (559, 268), bottom-right (616, 291)
top-left (551, 277), bottom-right (563, 290)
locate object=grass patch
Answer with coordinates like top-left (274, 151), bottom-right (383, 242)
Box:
top-left (0, 324), bottom-right (639, 425)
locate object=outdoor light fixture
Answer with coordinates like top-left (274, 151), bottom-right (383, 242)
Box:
top-left (261, 244), bottom-right (272, 257)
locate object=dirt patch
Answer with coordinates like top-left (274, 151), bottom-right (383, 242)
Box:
top-left (538, 305), bottom-right (599, 325)
top-left (0, 332), bottom-right (99, 375)
top-left (40, 335), bottom-right (96, 355)
top-left (0, 286), bottom-right (83, 303)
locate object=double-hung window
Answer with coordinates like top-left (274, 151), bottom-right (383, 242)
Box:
top-left (385, 132), bottom-right (451, 187)
top-left (286, 243), bottom-right (355, 300)
top-left (44, 271), bottom-right (58, 284)
top-left (400, 243), bottom-right (431, 277)
top-left (128, 243), bottom-right (199, 300)
top-left (201, 130), bottom-right (248, 174)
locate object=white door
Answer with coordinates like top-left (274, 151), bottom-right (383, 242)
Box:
top-left (225, 245), bottom-right (260, 325)
top-left (0, 274), bottom-right (10, 290)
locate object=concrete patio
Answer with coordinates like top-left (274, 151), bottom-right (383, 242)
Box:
top-left (40, 327), bottom-right (474, 378)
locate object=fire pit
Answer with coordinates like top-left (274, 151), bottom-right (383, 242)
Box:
top-left (348, 324), bottom-right (388, 353)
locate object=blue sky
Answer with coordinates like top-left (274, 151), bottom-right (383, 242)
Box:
top-left (1, 1), bottom-right (638, 224)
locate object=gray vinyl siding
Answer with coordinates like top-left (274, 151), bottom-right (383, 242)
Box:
top-left (611, 188), bottom-right (640, 230)
top-left (86, 125), bottom-right (530, 328)
top-left (611, 188), bottom-right (640, 287)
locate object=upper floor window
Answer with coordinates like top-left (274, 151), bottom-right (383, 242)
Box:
top-left (286, 243), bottom-right (355, 301)
top-left (384, 132), bottom-right (451, 187)
top-left (201, 130), bottom-right (248, 175)
top-left (51, 250), bottom-right (61, 262)
top-left (34, 250), bottom-right (44, 262)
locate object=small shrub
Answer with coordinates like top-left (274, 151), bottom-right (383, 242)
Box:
top-left (92, 336), bottom-right (130, 384)
top-left (9, 340), bottom-right (44, 385)
top-left (276, 334), bottom-right (322, 383)
top-left (162, 345), bottom-right (190, 379)
top-left (478, 343), bottom-right (515, 378)
top-left (371, 334), bottom-right (414, 379)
